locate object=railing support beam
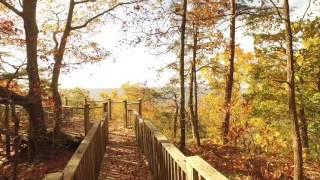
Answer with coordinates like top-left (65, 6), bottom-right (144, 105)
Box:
top-left (84, 103), bottom-right (90, 135)
top-left (65, 97), bottom-right (68, 106)
top-left (123, 100), bottom-right (128, 128)
top-left (138, 99), bottom-right (142, 117)
top-left (108, 99), bottom-right (112, 121)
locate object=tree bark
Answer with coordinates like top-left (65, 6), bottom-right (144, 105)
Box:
top-left (52, 0), bottom-right (75, 135)
top-left (189, 23), bottom-right (200, 146)
top-left (5, 104), bottom-right (10, 159)
top-left (222, 0), bottom-right (236, 144)
top-left (22, 0), bottom-right (47, 157)
top-left (179, 0), bottom-right (188, 151)
top-left (283, 0), bottom-right (304, 179)
top-left (173, 94), bottom-right (179, 138)
top-left (317, 69), bottom-right (320, 92)
top-left (194, 59), bottom-right (200, 145)
top-left (298, 78), bottom-right (309, 156)
top-left (0, 0), bottom-right (47, 158)
top-left (189, 48), bottom-right (195, 139)
top-left (298, 107), bottom-right (309, 151)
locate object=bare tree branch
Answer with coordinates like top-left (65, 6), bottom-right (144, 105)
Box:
top-left (5, 60), bottom-right (26, 89)
top-left (301, 0), bottom-right (312, 21)
top-left (107, 12), bottom-right (126, 23)
top-left (74, 0), bottom-right (90, 5)
top-left (51, 10), bottom-right (62, 51)
top-left (71, 1), bottom-right (140, 30)
top-left (18, 0), bottom-right (22, 8)
top-left (53, 32), bottom-right (59, 51)
top-left (269, 0), bottom-right (284, 20)
top-left (271, 79), bottom-right (289, 84)
top-left (0, 57), bottom-right (26, 70)
top-left (0, 0), bottom-right (24, 17)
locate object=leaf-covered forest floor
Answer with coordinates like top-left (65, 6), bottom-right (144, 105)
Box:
top-left (185, 139), bottom-right (320, 180)
top-left (0, 118), bottom-right (84, 180)
top-left (2, 116), bottom-right (319, 180)
top-left (98, 119), bottom-right (152, 180)
top-left (0, 146), bottom-right (73, 180)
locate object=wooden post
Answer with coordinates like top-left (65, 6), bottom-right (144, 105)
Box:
top-left (84, 98), bottom-right (88, 104)
top-left (134, 114), bottom-right (138, 142)
top-left (103, 102), bottom-right (109, 144)
top-left (123, 100), bottom-right (127, 128)
top-left (138, 99), bottom-right (142, 117)
top-left (105, 114), bottom-right (108, 144)
top-left (65, 97), bottom-right (68, 106)
top-left (84, 103), bottom-right (90, 135)
top-left (128, 110), bottom-right (132, 128)
top-left (103, 102), bottom-right (107, 113)
top-left (108, 99), bottom-right (112, 121)
top-left (4, 103), bottom-right (10, 160)
top-left (102, 102), bottom-right (107, 122)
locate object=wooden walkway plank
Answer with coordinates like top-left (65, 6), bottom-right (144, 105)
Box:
top-left (98, 119), bottom-right (152, 180)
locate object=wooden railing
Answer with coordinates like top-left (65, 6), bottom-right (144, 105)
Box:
top-left (44, 113), bottom-right (108, 180)
top-left (61, 98), bottom-right (106, 135)
top-left (45, 99), bottom-right (227, 180)
top-left (133, 111), bottom-right (228, 180)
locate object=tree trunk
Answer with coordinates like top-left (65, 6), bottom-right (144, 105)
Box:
top-left (298, 107), bottom-right (309, 153)
top-left (52, 85), bottom-right (62, 135)
top-left (51, 55), bottom-right (65, 135)
top-left (283, 0), bottom-right (304, 179)
top-left (189, 49), bottom-right (196, 139)
top-left (5, 104), bottom-right (10, 159)
top-left (179, 0), bottom-right (188, 151)
top-left (222, 0), bottom-right (236, 144)
top-left (52, 0), bottom-right (74, 135)
top-left (189, 23), bottom-right (200, 146)
top-left (23, 0), bottom-right (47, 157)
top-left (173, 94), bottom-right (179, 138)
top-left (298, 78), bottom-right (309, 156)
top-left (193, 24), bottom-right (199, 145)
top-left (317, 69), bottom-right (320, 91)
top-left (194, 60), bottom-right (200, 146)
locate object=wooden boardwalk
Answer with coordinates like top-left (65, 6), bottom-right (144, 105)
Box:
top-left (98, 119), bottom-right (152, 180)
top-left (44, 100), bottom-right (227, 180)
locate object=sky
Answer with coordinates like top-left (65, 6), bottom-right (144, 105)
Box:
top-left (59, 0), bottom-right (316, 89)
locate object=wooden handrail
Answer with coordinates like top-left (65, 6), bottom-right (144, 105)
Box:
top-left (63, 121), bottom-right (104, 180)
top-left (186, 156), bottom-right (228, 180)
top-left (44, 119), bottom-right (107, 180)
top-left (89, 107), bottom-right (103, 109)
top-left (132, 110), bottom-right (228, 180)
top-left (62, 106), bottom-right (84, 110)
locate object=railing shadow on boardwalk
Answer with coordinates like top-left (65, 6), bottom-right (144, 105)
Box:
top-left (44, 99), bottom-right (228, 180)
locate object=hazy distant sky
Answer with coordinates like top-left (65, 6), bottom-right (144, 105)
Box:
top-left (60, 0), bottom-right (316, 89)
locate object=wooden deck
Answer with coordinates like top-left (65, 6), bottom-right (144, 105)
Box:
top-left (98, 119), bottom-right (152, 180)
